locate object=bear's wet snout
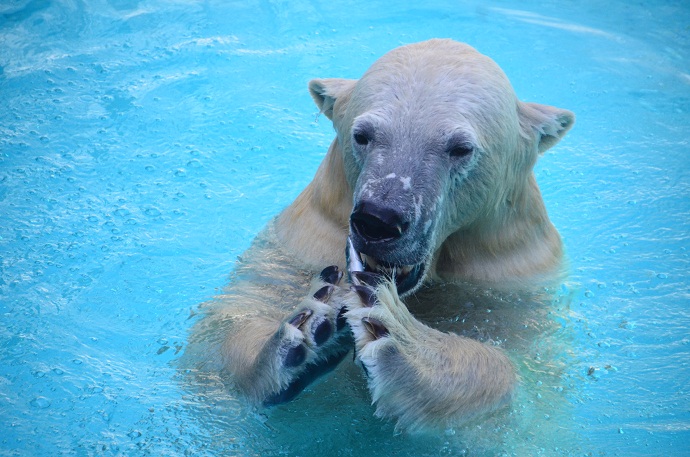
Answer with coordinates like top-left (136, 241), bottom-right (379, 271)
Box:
top-left (350, 201), bottom-right (409, 243)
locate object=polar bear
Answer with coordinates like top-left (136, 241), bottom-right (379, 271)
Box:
top-left (192, 39), bottom-right (574, 432)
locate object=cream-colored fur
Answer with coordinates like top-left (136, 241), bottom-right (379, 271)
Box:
top-left (346, 283), bottom-right (514, 432)
top-left (192, 39), bottom-right (574, 432)
top-left (278, 41), bottom-right (573, 283)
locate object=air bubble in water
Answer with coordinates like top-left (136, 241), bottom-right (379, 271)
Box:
top-left (30, 397), bottom-right (51, 408)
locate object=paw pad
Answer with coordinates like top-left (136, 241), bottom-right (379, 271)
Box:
top-left (284, 343), bottom-right (307, 367)
top-left (319, 265), bottom-right (343, 285)
top-left (313, 285), bottom-right (335, 302)
top-left (352, 284), bottom-right (377, 307)
top-left (313, 320), bottom-right (333, 346)
top-left (289, 310), bottom-right (313, 329)
top-left (351, 271), bottom-right (386, 287)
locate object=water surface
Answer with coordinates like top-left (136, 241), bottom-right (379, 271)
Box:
top-left (1, 0), bottom-right (689, 455)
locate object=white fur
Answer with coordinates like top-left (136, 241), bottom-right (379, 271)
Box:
top-left (190, 39), bottom-right (574, 433)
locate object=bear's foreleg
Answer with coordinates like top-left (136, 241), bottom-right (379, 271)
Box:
top-left (345, 276), bottom-right (516, 432)
top-left (223, 266), bottom-right (353, 405)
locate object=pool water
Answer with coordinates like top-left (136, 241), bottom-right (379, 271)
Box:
top-left (1, 0), bottom-right (689, 455)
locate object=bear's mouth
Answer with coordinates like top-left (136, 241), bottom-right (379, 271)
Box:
top-left (346, 237), bottom-right (427, 296)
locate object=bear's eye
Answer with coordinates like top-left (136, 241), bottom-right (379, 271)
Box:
top-left (353, 132), bottom-right (370, 147)
top-left (448, 143), bottom-right (474, 159)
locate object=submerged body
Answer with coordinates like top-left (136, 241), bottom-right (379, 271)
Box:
top-left (189, 39), bottom-right (574, 431)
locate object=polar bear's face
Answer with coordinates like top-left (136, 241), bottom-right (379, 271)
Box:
top-left (309, 40), bottom-right (573, 295)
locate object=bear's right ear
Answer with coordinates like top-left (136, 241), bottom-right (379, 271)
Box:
top-left (308, 78), bottom-right (357, 121)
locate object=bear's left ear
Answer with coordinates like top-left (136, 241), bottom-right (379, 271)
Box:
top-left (519, 102), bottom-right (575, 154)
top-left (309, 78), bottom-right (357, 121)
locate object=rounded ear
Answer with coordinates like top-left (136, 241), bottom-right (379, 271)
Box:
top-left (519, 102), bottom-right (575, 154)
top-left (308, 78), bottom-right (358, 121)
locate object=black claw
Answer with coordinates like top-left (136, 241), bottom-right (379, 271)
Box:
top-left (361, 317), bottom-right (389, 339)
top-left (353, 348), bottom-right (370, 379)
top-left (351, 285), bottom-right (377, 307)
top-left (336, 307), bottom-right (348, 331)
top-left (288, 310), bottom-right (313, 329)
top-left (351, 271), bottom-right (386, 287)
top-left (360, 362), bottom-right (370, 379)
top-left (313, 320), bottom-right (333, 346)
top-left (284, 343), bottom-right (307, 368)
top-left (319, 265), bottom-right (343, 285)
top-left (313, 285), bottom-right (335, 302)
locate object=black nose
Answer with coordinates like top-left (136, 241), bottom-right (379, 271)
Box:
top-left (350, 201), bottom-right (408, 243)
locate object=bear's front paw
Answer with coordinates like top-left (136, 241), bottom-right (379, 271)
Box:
top-left (258, 266), bottom-right (352, 405)
top-left (345, 274), bottom-right (516, 432)
top-left (345, 272), bottom-right (416, 388)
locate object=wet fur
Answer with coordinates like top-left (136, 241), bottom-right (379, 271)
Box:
top-left (346, 283), bottom-right (515, 432)
top-left (189, 39), bottom-right (574, 432)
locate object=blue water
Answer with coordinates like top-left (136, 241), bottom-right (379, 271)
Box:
top-left (1, 0), bottom-right (689, 455)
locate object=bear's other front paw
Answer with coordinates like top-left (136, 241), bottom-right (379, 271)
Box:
top-left (251, 266), bottom-right (352, 405)
top-left (345, 275), bottom-right (516, 432)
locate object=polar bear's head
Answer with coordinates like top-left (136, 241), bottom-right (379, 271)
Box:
top-left (309, 39), bottom-right (574, 295)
